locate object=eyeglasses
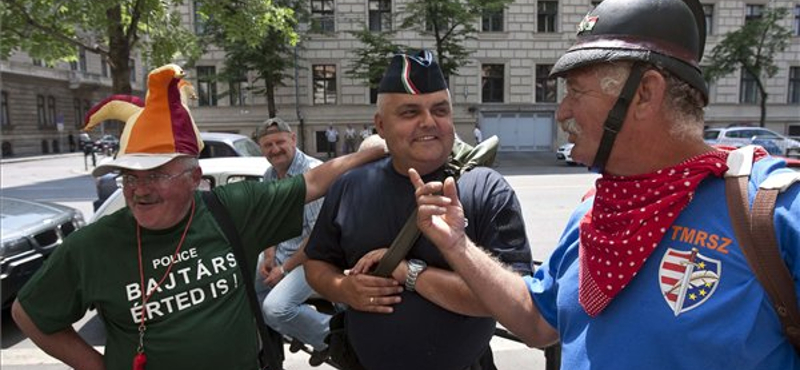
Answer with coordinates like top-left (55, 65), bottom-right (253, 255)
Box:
top-left (119, 169), bottom-right (193, 189)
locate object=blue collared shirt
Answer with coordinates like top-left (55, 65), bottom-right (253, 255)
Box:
top-left (264, 149), bottom-right (324, 264)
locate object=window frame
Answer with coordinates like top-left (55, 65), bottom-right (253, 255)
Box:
top-left (481, 64), bottom-right (505, 103)
top-left (197, 66), bottom-right (218, 107)
top-left (789, 66), bottom-right (800, 104)
top-left (1, 91), bottom-right (9, 129)
top-left (311, 0), bottom-right (335, 33)
top-left (312, 64), bottom-right (337, 105)
top-left (368, 0), bottom-right (392, 32)
top-left (537, 1), bottom-right (558, 33)
top-left (482, 8), bottom-right (504, 32)
top-left (740, 68), bottom-right (760, 104)
top-left (536, 64), bottom-right (557, 103)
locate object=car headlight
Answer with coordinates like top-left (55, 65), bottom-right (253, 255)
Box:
top-left (0, 238), bottom-right (34, 259)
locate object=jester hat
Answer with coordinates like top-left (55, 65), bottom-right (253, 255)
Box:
top-left (84, 64), bottom-right (204, 177)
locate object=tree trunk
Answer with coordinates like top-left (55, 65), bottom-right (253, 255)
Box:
top-left (266, 79), bottom-right (277, 118)
top-left (758, 86), bottom-right (767, 128)
top-left (107, 5), bottom-right (132, 95)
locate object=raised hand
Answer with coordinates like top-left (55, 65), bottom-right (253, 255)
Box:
top-left (408, 168), bottom-right (467, 252)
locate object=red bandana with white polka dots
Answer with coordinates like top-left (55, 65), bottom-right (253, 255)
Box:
top-left (578, 150), bottom-right (730, 317)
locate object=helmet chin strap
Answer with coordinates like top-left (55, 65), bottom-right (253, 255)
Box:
top-left (590, 63), bottom-right (646, 173)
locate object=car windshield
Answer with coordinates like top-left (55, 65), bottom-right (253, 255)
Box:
top-left (234, 138), bottom-right (263, 156)
top-left (703, 131), bottom-right (720, 140)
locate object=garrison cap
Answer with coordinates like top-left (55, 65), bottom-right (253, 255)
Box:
top-left (378, 50), bottom-right (448, 94)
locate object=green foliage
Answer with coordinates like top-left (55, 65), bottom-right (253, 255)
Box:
top-left (705, 7), bottom-right (791, 82)
top-left (399, 0), bottom-right (513, 77)
top-left (704, 7), bottom-right (792, 127)
top-left (198, 0), bottom-right (302, 117)
top-left (1, 0), bottom-right (202, 93)
top-left (345, 27), bottom-right (406, 88)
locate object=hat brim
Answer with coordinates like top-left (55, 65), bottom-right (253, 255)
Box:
top-left (91, 153), bottom-right (190, 177)
top-left (550, 48), bottom-right (708, 105)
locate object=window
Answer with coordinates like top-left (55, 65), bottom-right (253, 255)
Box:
top-left (369, 0), bottom-right (391, 32)
top-left (47, 96), bottom-right (57, 128)
top-left (83, 100), bottom-right (91, 123)
top-left (482, 64), bottom-right (504, 103)
top-left (536, 64), bottom-right (557, 102)
top-left (789, 67), bottom-right (800, 104)
top-left (197, 66), bottom-right (218, 107)
top-left (745, 4), bottom-right (763, 24)
top-left (313, 64), bottom-right (337, 105)
top-left (130, 59), bottom-right (137, 82)
top-left (482, 8), bottom-right (504, 32)
top-left (591, 1), bottom-right (602, 7)
top-left (32, 58), bottom-right (42, 67)
top-left (537, 1), bottom-right (557, 33)
top-left (37, 95), bottom-right (46, 128)
top-left (794, 5), bottom-right (800, 36)
top-left (79, 48), bottom-right (87, 72)
top-left (740, 68), bottom-right (760, 104)
top-left (74, 99), bottom-right (82, 128)
top-left (370, 77), bottom-right (380, 104)
top-left (311, 0), bottom-right (335, 33)
top-left (229, 79), bottom-right (247, 106)
top-left (1, 91), bottom-right (9, 128)
top-left (101, 58), bottom-right (108, 78)
top-left (194, 1), bottom-right (206, 35)
top-left (702, 4), bottom-right (713, 35)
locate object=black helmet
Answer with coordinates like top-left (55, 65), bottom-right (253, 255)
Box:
top-left (550, 0), bottom-right (708, 104)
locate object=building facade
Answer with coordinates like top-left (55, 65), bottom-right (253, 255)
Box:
top-left (2, 0), bottom-right (799, 157)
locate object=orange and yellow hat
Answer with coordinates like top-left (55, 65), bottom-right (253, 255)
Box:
top-left (84, 64), bottom-right (204, 177)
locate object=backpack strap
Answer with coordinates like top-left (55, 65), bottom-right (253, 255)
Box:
top-left (724, 146), bottom-right (800, 351)
top-left (201, 191), bottom-right (284, 370)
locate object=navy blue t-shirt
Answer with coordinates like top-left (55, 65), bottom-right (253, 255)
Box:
top-left (306, 157), bottom-right (532, 370)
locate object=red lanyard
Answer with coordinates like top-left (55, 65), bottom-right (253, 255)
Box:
top-left (133, 199), bottom-right (195, 370)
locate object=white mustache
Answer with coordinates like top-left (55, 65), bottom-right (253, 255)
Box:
top-left (559, 118), bottom-right (581, 136)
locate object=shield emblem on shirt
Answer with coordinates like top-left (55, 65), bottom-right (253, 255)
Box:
top-left (659, 248), bottom-right (721, 316)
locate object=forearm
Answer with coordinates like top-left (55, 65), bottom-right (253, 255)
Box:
top-left (304, 259), bottom-right (348, 304)
top-left (440, 237), bottom-right (559, 348)
top-left (11, 300), bottom-right (105, 370)
top-left (413, 266), bottom-right (492, 317)
top-left (282, 240), bottom-right (310, 272)
top-left (303, 146), bottom-right (384, 202)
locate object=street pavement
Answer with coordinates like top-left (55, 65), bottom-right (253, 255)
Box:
top-left (0, 151), bottom-right (598, 370)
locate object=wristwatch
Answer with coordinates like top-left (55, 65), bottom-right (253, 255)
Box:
top-left (404, 259), bottom-right (427, 292)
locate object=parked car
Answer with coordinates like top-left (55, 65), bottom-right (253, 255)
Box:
top-left (199, 132), bottom-right (262, 158)
top-left (556, 143), bottom-right (577, 165)
top-left (91, 157), bottom-right (270, 222)
top-left (1, 197), bottom-right (85, 307)
top-left (703, 127), bottom-right (800, 156)
top-left (92, 132), bottom-right (262, 210)
top-left (95, 134), bottom-right (120, 155)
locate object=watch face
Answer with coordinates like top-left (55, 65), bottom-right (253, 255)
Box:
top-left (409, 259), bottom-right (427, 269)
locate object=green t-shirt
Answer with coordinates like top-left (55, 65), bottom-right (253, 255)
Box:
top-left (17, 177), bottom-right (305, 370)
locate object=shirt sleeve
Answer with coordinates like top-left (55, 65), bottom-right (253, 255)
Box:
top-left (305, 178), bottom-right (347, 269)
top-left (463, 168), bottom-right (533, 275)
top-left (16, 231), bottom-right (92, 334)
top-left (213, 176), bottom-right (305, 262)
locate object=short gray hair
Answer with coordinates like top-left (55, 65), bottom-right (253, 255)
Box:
top-left (592, 62), bottom-right (705, 140)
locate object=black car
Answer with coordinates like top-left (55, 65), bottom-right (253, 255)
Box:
top-left (1, 197), bottom-right (85, 307)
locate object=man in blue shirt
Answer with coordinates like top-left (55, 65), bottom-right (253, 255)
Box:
top-left (253, 117), bottom-right (329, 365)
top-left (410, 0), bottom-right (800, 368)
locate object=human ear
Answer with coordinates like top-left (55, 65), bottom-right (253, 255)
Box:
top-left (634, 70), bottom-right (666, 118)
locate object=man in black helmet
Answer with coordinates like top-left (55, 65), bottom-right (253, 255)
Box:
top-left (410, 0), bottom-right (800, 368)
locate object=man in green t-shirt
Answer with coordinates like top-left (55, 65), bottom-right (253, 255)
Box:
top-left (11, 64), bottom-right (384, 370)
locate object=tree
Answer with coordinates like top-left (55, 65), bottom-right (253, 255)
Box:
top-left (1, 0), bottom-right (202, 94)
top-left (199, 0), bottom-right (302, 118)
top-left (399, 0), bottom-right (513, 78)
top-left (704, 7), bottom-right (792, 127)
top-left (345, 27), bottom-right (406, 95)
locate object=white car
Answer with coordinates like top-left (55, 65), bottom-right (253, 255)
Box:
top-left (91, 157), bottom-right (270, 223)
top-left (556, 143), bottom-right (577, 165)
top-left (703, 127), bottom-right (800, 156)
